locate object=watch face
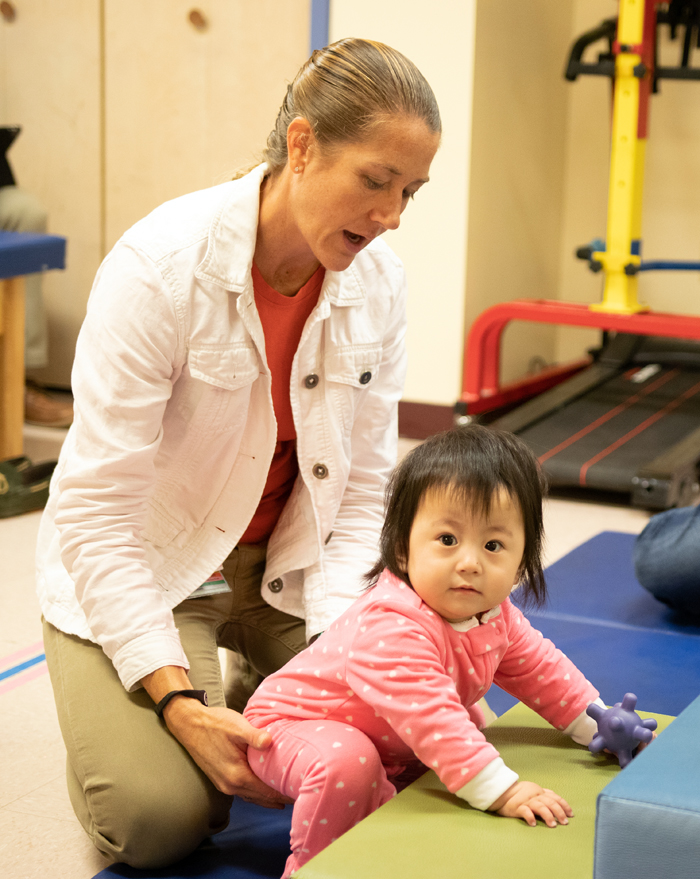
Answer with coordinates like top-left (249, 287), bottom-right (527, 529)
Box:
top-left (202, 691), bottom-right (209, 706)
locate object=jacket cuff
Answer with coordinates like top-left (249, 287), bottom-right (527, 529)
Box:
top-left (111, 629), bottom-right (190, 692)
top-left (563, 697), bottom-right (606, 746)
top-left (454, 757), bottom-right (519, 811)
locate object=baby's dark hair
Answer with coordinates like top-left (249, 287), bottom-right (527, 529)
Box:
top-left (366, 424), bottom-right (548, 606)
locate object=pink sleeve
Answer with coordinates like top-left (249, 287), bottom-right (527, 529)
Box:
top-left (345, 604), bottom-right (502, 795)
top-left (494, 602), bottom-right (599, 731)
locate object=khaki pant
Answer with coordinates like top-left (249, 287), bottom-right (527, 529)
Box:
top-left (43, 544), bottom-right (307, 869)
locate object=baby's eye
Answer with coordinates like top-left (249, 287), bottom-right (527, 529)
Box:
top-left (485, 540), bottom-right (503, 553)
top-left (438, 534), bottom-right (457, 546)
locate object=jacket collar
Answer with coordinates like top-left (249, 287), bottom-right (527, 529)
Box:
top-left (195, 164), bottom-right (368, 307)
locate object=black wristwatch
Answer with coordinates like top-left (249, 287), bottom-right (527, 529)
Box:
top-left (154, 689), bottom-right (208, 718)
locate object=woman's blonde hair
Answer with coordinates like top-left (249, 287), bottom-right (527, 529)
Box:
top-left (261, 37), bottom-right (441, 175)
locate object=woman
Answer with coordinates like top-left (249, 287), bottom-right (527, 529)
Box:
top-left (36, 38), bottom-right (441, 868)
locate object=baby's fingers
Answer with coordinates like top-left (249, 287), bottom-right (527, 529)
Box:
top-left (516, 804), bottom-right (538, 828)
top-left (541, 789), bottom-right (574, 818)
top-left (529, 795), bottom-right (570, 828)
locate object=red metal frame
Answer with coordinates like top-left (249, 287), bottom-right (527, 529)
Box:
top-left (460, 299), bottom-right (700, 414)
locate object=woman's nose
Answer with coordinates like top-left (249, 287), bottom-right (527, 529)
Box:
top-left (370, 193), bottom-right (402, 231)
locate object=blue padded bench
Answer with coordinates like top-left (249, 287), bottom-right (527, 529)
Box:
top-left (594, 693), bottom-right (700, 879)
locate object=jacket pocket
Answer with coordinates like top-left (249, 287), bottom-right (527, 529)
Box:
top-left (142, 499), bottom-right (184, 547)
top-left (325, 343), bottom-right (383, 388)
top-left (189, 343), bottom-right (259, 390)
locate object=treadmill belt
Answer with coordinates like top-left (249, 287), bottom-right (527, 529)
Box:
top-left (519, 365), bottom-right (700, 491)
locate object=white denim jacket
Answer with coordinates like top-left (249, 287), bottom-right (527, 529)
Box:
top-left (36, 165), bottom-right (408, 691)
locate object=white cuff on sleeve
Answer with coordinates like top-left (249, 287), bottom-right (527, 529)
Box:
top-left (454, 757), bottom-right (519, 811)
top-left (563, 697), bottom-right (606, 746)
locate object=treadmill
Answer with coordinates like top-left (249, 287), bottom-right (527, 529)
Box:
top-left (493, 333), bottom-right (700, 509)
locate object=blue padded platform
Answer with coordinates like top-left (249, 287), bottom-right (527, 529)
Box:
top-left (485, 531), bottom-right (700, 718)
top-left (594, 694), bottom-right (700, 879)
top-left (93, 799), bottom-right (293, 878)
top-left (0, 229), bottom-right (66, 278)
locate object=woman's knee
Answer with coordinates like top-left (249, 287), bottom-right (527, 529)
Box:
top-left (0, 187), bottom-right (48, 232)
top-left (81, 769), bottom-right (231, 868)
top-left (634, 506), bottom-right (700, 615)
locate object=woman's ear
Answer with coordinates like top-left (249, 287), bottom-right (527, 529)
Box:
top-left (287, 117), bottom-right (315, 172)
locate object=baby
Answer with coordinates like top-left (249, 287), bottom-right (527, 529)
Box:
top-left (244, 425), bottom-right (605, 877)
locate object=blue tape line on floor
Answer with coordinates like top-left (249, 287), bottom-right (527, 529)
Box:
top-left (0, 653), bottom-right (46, 682)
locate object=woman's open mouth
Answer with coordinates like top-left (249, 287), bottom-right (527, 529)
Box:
top-left (343, 230), bottom-right (367, 253)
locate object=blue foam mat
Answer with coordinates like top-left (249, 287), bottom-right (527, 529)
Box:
top-left (94, 530), bottom-right (700, 877)
top-left (485, 531), bottom-right (700, 717)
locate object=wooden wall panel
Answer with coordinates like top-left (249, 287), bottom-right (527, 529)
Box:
top-left (104, 0), bottom-right (310, 249)
top-left (0, 0), bottom-right (102, 387)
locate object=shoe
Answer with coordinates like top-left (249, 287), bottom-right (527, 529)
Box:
top-left (25, 383), bottom-right (73, 428)
top-left (0, 456), bottom-right (57, 518)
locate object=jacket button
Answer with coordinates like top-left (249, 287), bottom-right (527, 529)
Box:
top-left (304, 373), bottom-right (319, 389)
top-left (312, 463), bottom-right (328, 479)
top-left (268, 578), bottom-right (283, 593)
top-left (359, 370), bottom-right (372, 385)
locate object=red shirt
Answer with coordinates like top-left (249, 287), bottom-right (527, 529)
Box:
top-left (239, 263), bottom-right (325, 544)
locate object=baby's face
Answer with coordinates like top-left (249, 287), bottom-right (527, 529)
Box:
top-left (405, 487), bottom-right (525, 623)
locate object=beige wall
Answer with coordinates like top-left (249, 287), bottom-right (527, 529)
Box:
top-left (635, 24), bottom-right (700, 314)
top-left (556, 0), bottom-right (629, 362)
top-left (330, 0), bottom-right (477, 407)
top-left (465, 0), bottom-right (574, 384)
top-left (331, 0), bottom-right (576, 402)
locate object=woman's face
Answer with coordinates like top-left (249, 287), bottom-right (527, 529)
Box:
top-left (290, 115), bottom-right (440, 272)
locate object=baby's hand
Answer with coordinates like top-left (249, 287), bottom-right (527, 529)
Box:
top-left (633, 729), bottom-right (658, 757)
top-left (487, 781), bottom-right (573, 828)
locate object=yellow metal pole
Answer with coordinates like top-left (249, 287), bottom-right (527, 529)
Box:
top-left (591, 0), bottom-right (649, 314)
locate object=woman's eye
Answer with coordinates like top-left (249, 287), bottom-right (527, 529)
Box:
top-left (485, 540), bottom-right (503, 553)
top-left (403, 189), bottom-right (417, 201)
top-left (439, 534), bottom-right (457, 546)
top-left (365, 176), bottom-right (384, 190)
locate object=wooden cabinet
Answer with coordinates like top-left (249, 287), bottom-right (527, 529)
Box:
top-left (1, 0), bottom-right (310, 386)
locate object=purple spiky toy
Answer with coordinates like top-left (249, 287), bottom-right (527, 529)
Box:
top-left (586, 693), bottom-right (657, 768)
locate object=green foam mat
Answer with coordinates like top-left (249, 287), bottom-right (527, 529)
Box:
top-left (296, 702), bottom-right (674, 879)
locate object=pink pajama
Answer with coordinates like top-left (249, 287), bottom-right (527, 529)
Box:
top-left (249, 718), bottom-right (397, 878)
top-left (245, 570), bottom-right (600, 876)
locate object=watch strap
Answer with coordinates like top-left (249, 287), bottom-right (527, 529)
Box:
top-left (154, 688), bottom-right (208, 717)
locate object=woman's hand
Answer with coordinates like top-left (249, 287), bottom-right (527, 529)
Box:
top-left (487, 780), bottom-right (573, 828)
top-left (163, 697), bottom-right (293, 808)
top-left (142, 665), bottom-right (292, 809)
